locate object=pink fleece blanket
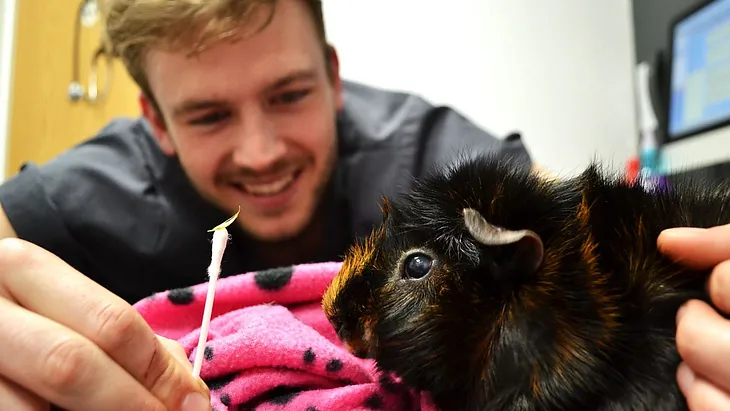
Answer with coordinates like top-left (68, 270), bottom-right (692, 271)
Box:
top-left (133, 262), bottom-right (437, 411)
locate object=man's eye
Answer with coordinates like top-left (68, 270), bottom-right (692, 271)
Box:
top-left (272, 89), bottom-right (310, 105)
top-left (189, 111), bottom-right (230, 126)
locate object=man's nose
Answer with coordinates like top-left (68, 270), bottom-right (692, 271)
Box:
top-left (231, 109), bottom-right (287, 171)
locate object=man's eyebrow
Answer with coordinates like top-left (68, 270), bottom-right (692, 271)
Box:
top-left (267, 69), bottom-right (318, 92)
top-left (172, 100), bottom-right (225, 117)
top-left (170, 69), bottom-right (319, 117)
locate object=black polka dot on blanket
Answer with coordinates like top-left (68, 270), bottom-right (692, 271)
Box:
top-left (253, 266), bottom-right (294, 291)
top-left (204, 372), bottom-right (238, 391)
top-left (220, 393), bottom-right (231, 406)
top-left (325, 358), bottom-right (343, 372)
top-left (167, 287), bottom-right (195, 305)
top-left (266, 385), bottom-right (303, 405)
top-left (204, 346), bottom-right (214, 361)
top-left (302, 348), bottom-right (316, 365)
top-left (337, 378), bottom-right (355, 386)
top-left (364, 393), bottom-right (384, 409)
top-left (306, 407), bottom-right (319, 411)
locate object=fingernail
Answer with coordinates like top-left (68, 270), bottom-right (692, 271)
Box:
top-left (677, 362), bottom-right (695, 393)
top-left (181, 392), bottom-right (210, 411)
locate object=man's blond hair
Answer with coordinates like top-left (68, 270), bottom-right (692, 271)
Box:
top-left (101, 0), bottom-right (328, 110)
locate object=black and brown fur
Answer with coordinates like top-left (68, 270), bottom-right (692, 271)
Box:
top-left (321, 153), bottom-right (730, 411)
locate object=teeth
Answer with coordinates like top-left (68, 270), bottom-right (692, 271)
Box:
top-left (240, 172), bottom-right (296, 196)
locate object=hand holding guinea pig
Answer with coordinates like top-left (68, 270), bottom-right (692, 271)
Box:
top-left (322, 154), bottom-right (730, 411)
top-left (659, 223), bottom-right (730, 411)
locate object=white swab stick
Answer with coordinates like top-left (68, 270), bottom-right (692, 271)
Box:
top-left (191, 227), bottom-right (227, 377)
top-left (192, 206), bottom-right (240, 378)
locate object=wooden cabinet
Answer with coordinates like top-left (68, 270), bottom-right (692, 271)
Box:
top-left (6, 0), bottom-right (141, 177)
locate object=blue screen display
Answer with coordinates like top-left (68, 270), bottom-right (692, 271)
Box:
top-left (669, 0), bottom-right (730, 139)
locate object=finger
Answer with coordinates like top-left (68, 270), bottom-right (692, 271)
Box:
top-left (658, 224), bottom-right (730, 269)
top-left (157, 334), bottom-right (193, 372)
top-left (708, 260), bottom-right (730, 314)
top-left (678, 362), bottom-right (730, 411)
top-left (676, 299), bottom-right (730, 394)
top-left (0, 375), bottom-right (49, 411)
top-left (0, 239), bottom-right (211, 410)
top-left (0, 297), bottom-right (165, 411)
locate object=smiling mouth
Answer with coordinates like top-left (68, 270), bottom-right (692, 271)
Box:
top-left (232, 168), bottom-right (303, 197)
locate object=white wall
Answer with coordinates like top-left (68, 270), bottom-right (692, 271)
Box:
top-left (323, 1), bottom-right (640, 176)
top-left (0, 0), bottom-right (17, 182)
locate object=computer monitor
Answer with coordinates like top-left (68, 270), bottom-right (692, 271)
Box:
top-left (663, 0), bottom-right (730, 173)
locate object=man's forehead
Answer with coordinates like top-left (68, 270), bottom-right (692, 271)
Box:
top-left (142, 0), bottom-right (326, 108)
top-left (146, 38), bottom-right (318, 79)
top-left (146, 43), bottom-right (322, 107)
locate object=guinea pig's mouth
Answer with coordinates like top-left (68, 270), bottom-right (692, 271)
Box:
top-left (336, 323), bottom-right (377, 359)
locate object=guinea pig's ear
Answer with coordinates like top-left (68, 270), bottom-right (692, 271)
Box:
top-left (462, 208), bottom-right (544, 276)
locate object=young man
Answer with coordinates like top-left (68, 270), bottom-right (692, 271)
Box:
top-left (0, 1), bottom-right (531, 410)
top-left (0, 1), bottom-right (727, 411)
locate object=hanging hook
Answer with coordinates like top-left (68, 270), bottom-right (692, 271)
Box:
top-left (87, 44), bottom-right (113, 102)
top-left (68, 0), bottom-right (112, 104)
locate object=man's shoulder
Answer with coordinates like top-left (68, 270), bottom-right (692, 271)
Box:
top-left (47, 116), bottom-right (154, 175)
top-left (8, 116), bottom-right (154, 182)
top-left (11, 116), bottom-right (159, 217)
top-left (335, 80), bottom-right (533, 238)
top-left (338, 80), bottom-right (532, 172)
top-left (338, 80), bottom-right (439, 148)
top-left (0, 116), bottom-right (167, 272)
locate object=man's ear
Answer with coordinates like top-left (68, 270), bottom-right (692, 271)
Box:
top-left (139, 92), bottom-right (176, 156)
top-left (326, 44), bottom-right (344, 111)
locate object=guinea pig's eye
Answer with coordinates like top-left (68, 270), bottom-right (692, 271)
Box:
top-left (403, 252), bottom-right (433, 279)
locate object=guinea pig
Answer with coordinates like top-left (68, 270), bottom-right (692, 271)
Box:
top-left (321, 153), bottom-right (730, 411)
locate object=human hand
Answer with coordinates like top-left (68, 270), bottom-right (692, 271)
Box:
top-left (0, 238), bottom-right (211, 411)
top-left (658, 223), bottom-right (730, 410)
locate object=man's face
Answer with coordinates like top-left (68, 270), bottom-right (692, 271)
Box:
top-left (141, 0), bottom-right (343, 242)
